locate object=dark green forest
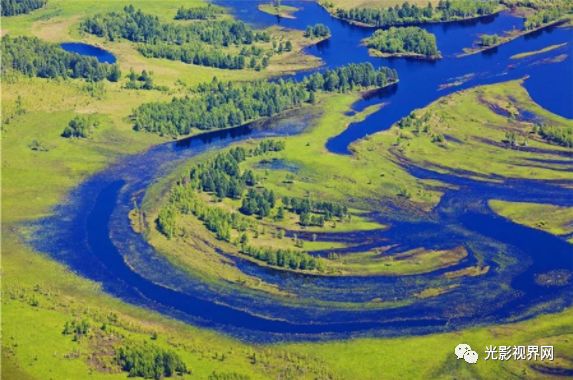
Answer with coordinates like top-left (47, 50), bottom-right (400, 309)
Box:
top-left (334, 0), bottom-right (498, 27)
top-left (1, 0), bottom-right (46, 16)
top-left (1, 36), bottom-right (121, 82)
top-left (366, 27), bottom-right (440, 58)
top-left (132, 63), bottom-right (398, 137)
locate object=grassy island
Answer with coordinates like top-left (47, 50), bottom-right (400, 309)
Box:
top-left (258, 3), bottom-right (299, 19)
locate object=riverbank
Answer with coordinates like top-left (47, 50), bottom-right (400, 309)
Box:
top-left (459, 18), bottom-right (570, 57)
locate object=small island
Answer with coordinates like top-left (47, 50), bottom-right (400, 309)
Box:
top-left (365, 26), bottom-right (441, 60)
top-left (258, 1), bottom-right (299, 19)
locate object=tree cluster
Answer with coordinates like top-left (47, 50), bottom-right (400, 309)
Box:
top-left (282, 196), bottom-right (347, 226)
top-left (1, 36), bottom-right (121, 82)
top-left (335, 0), bottom-right (498, 27)
top-left (174, 5), bottom-right (223, 20)
top-left (303, 23), bottom-right (331, 38)
top-left (125, 69), bottom-right (157, 90)
top-left (366, 26), bottom-right (440, 57)
top-left (116, 343), bottom-right (188, 380)
top-left (479, 33), bottom-right (500, 46)
top-left (62, 319), bottom-right (90, 341)
top-left (282, 196), bottom-right (347, 219)
top-left (1, 0), bottom-right (46, 16)
top-left (61, 115), bottom-right (99, 138)
top-left (132, 63), bottom-right (398, 137)
top-left (241, 188), bottom-right (276, 218)
top-left (535, 123), bottom-right (573, 147)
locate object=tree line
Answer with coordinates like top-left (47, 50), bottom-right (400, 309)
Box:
top-left (1, 36), bottom-right (121, 82)
top-left (334, 0), bottom-right (499, 27)
top-left (174, 5), bottom-right (223, 20)
top-left (1, 0), bottom-right (46, 16)
top-left (132, 63), bottom-right (398, 137)
top-left (304, 23), bottom-right (331, 38)
top-left (366, 26), bottom-right (440, 58)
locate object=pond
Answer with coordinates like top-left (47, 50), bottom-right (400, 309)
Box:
top-left (60, 42), bottom-right (117, 64)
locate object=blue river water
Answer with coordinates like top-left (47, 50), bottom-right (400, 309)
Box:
top-left (60, 42), bottom-right (117, 64)
top-left (32, 1), bottom-right (573, 342)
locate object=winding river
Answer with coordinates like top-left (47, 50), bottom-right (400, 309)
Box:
top-left (32, 1), bottom-right (572, 342)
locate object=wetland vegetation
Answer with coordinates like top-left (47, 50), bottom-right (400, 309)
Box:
top-left (2, 0), bottom-right (572, 379)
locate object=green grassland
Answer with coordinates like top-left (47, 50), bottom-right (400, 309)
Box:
top-left (3, 1), bottom-right (573, 379)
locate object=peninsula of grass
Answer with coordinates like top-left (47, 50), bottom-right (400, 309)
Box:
top-left (366, 79), bottom-right (573, 181)
top-left (258, 3), bottom-right (299, 19)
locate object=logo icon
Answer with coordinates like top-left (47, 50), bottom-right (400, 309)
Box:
top-left (455, 343), bottom-right (479, 364)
